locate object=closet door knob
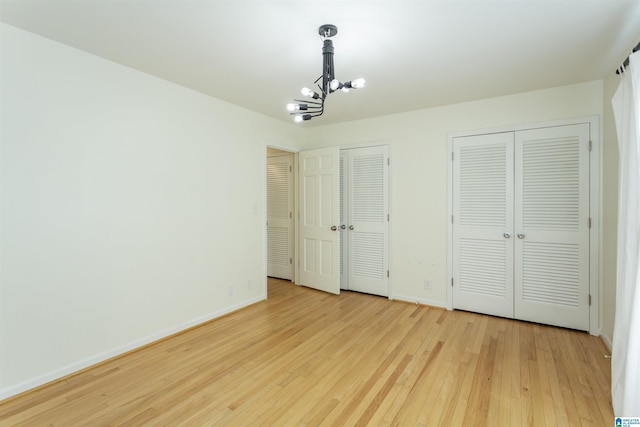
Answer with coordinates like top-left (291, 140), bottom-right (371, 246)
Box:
top-left (503, 232), bottom-right (511, 238)
top-left (331, 226), bottom-right (337, 231)
top-left (340, 225), bottom-right (346, 230)
top-left (517, 233), bottom-right (525, 239)
top-left (349, 225), bottom-right (355, 230)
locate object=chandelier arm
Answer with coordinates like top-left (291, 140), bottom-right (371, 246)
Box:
top-left (316, 83), bottom-right (327, 99)
top-left (293, 98), bottom-right (323, 106)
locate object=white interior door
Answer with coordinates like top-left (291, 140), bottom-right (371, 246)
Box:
top-left (267, 154), bottom-right (293, 280)
top-left (514, 124), bottom-right (590, 330)
top-left (340, 152), bottom-right (348, 288)
top-left (298, 147), bottom-right (340, 294)
top-left (342, 146), bottom-right (389, 297)
top-left (453, 132), bottom-right (515, 318)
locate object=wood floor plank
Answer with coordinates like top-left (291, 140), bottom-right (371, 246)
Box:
top-left (0, 278), bottom-right (613, 426)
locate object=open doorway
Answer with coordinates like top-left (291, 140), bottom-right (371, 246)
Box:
top-left (266, 147), bottom-right (295, 281)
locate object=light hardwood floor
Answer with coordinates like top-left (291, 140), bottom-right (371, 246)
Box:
top-left (1, 278), bottom-right (613, 426)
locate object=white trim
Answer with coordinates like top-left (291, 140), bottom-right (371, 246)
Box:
top-left (446, 116), bottom-right (601, 335)
top-left (0, 296), bottom-right (265, 401)
top-left (601, 331), bottom-right (612, 352)
top-left (390, 293), bottom-right (447, 309)
top-left (588, 116), bottom-right (601, 336)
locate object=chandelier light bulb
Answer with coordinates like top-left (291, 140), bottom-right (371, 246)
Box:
top-left (301, 87), bottom-right (320, 99)
top-left (330, 79), bottom-right (341, 91)
top-left (294, 115), bottom-right (304, 123)
top-left (286, 103), bottom-right (296, 112)
top-left (352, 78), bottom-right (366, 89)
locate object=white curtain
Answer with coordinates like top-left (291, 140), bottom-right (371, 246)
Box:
top-left (611, 50), bottom-right (640, 416)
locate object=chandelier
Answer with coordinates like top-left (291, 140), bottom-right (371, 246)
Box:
top-left (286, 24), bottom-right (365, 122)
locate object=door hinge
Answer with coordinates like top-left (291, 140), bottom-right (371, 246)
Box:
top-left (387, 213), bottom-right (390, 222)
top-left (589, 294), bottom-right (592, 305)
top-left (387, 157), bottom-right (390, 166)
top-left (451, 152), bottom-right (454, 161)
top-left (387, 270), bottom-right (389, 278)
top-left (451, 215), bottom-right (454, 224)
top-left (290, 258), bottom-right (293, 265)
top-left (589, 217), bottom-right (592, 228)
top-left (451, 278), bottom-right (454, 287)
top-left (290, 212), bottom-right (292, 219)
top-left (589, 140), bottom-right (592, 152)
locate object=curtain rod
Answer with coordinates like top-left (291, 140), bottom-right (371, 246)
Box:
top-left (616, 41), bottom-right (640, 74)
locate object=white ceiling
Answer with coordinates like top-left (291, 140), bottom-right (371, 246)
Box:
top-left (2, 1), bottom-right (640, 126)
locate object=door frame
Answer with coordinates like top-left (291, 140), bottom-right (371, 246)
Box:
top-left (265, 144), bottom-right (300, 292)
top-left (446, 116), bottom-right (600, 335)
top-left (266, 151), bottom-right (295, 281)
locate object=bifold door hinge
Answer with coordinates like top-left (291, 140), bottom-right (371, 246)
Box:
top-left (451, 278), bottom-right (454, 287)
top-left (387, 157), bottom-right (390, 166)
top-left (451, 215), bottom-right (454, 224)
top-left (387, 270), bottom-right (389, 278)
top-left (589, 217), bottom-right (592, 228)
top-left (290, 165), bottom-right (292, 172)
top-left (452, 152), bottom-right (454, 161)
top-left (589, 140), bottom-right (593, 152)
top-left (589, 294), bottom-right (592, 305)
top-left (387, 213), bottom-right (390, 221)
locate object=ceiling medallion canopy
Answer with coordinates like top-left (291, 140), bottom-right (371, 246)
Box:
top-left (286, 24), bottom-right (365, 122)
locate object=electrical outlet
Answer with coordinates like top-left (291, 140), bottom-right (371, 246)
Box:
top-left (424, 279), bottom-right (431, 290)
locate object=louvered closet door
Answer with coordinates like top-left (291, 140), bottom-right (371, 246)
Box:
top-left (339, 152), bottom-right (348, 289)
top-left (344, 146), bottom-right (389, 297)
top-left (267, 155), bottom-right (293, 280)
top-left (514, 124), bottom-right (590, 330)
top-left (453, 132), bottom-right (514, 318)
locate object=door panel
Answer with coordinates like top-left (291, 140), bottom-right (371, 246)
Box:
top-left (340, 153), bottom-right (348, 288)
top-left (299, 147), bottom-right (340, 294)
top-left (514, 124), bottom-right (590, 330)
top-left (343, 146), bottom-right (389, 296)
top-left (453, 132), bottom-right (515, 318)
top-left (267, 155), bottom-right (293, 280)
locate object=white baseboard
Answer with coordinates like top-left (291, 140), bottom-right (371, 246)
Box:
top-left (0, 295), bottom-right (265, 401)
top-left (389, 293), bottom-right (447, 309)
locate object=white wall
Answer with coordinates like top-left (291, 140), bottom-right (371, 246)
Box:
top-left (0, 24), bottom-right (303, 398)
top-left (304, 81), bottom-right (604, 310)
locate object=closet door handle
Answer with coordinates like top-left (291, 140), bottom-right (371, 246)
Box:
top-left (517, 233), bottom-right (525, 239)
top-left (340, 225), bottom-right (346, 230)
top-left (331, 226), bottom-right (337, 231)
top-left (349, 225), bottom-right (355, 230)
top-left (503, 232), bottom-right (511, 238)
